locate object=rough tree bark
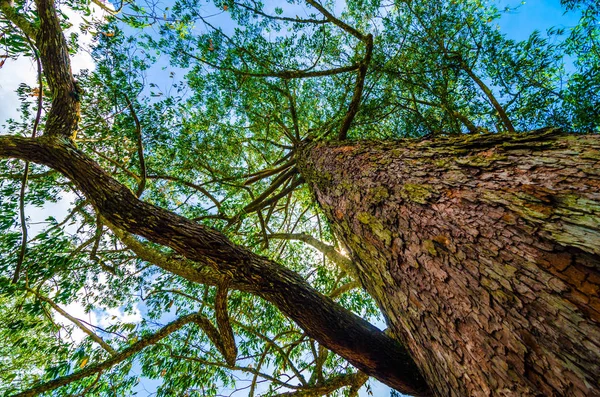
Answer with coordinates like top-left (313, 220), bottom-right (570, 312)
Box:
top-left (298, 130), bottom-right (600, 396)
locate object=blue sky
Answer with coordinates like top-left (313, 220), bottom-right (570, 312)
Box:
top-left (497, 0), bottom-right (581, 41)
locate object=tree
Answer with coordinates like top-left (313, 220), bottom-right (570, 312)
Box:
top-left (0, 0), bottom-right (598, 396)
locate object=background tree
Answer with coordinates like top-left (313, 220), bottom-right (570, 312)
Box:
top-left (0, 0), bottom-right (598, 396)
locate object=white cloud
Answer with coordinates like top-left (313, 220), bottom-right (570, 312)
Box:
top-left (0, 56), bottom-right (37, 125)
top-left (63, 7), bottom-right (103, 75)
top-left (98, 305), bottom-right (143, 329)
top-left (58, 300), bottom-right (101, 342)
top-left (55, 292), bottom-right (142, 346)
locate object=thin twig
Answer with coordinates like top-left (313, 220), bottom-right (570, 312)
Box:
top-left (124, 94), bottom-right (147, 197)
top-left (27, 288), bottom-right (117, 356)
top-left (233, 1), bottom-right (327, 25)
top-left (12, 35), bottom-right (43, 284)
top-left (11, 313), bottom-right (203, 397)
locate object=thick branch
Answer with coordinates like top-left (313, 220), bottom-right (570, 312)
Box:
top-left (35, 0), bottom-right (81, 139)
top-left (329, 281), bottom-right (360, 298)
top-left (305, 0), bottom-right (366, 41)
top-left (0, 135), bottom-right (430, 396)
top-left (189, 312), bottom-right (234, 364)
top-left (0, 0), bottom-right (37, 38)
top-left (215, 284), bottom-right (237, 366)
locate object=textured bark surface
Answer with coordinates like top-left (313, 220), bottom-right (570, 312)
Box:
top-left (36, 0), bottom-right (81, 139)
top-left (299, 130), bottom-right (600, 397)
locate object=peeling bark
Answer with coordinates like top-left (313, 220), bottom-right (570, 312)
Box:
top-left (299, 130), bottom-right (600, 396)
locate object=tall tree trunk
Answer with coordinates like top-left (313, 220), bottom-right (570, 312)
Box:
top-left (298, 130), bottom-right (600, 397)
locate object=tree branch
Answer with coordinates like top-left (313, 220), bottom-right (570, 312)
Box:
top-left (233, 1), bottom-right (328, 25)
top-left (234, 321), bottom-right (308, 387)
top-left (172, 353), bottom-right (302, 389)
top-left (188, 310), bottom-right (234, 364)
top-left (90, 0), bottom-right (125, 14)
top-left (329, 280), bottom-right (360, 298)
top-left (13, 162), bottom-right (30, 284)
top-left (299, 1), bottom-right (373, 140)
top-left (27, 288), bottom-right (117, 356)
top-left (243, 159), bottom-right (295, 186)
top-left (123, 94), bottom-right (146, 197)
top-left (305, 0), bottom-right (366, 41)
top-left (267, 233), bottom-right (355, 278)
top-left (11, 313), bottom-right (202, 397)
top-left (245, 176), bottom-right (304, 214)
top-left (459, 58), bottom-right (515, 132)
top-left (242, 167), bottom-right (298, 213)
top-left (273, 371), bottom-right (368, 396)
top-left (188, 51), bottom-right (361, 79)
top-left (215, 284), bottom-right (237, 366)
top-left (338, 34), bottom-right (373, 140)
top-left (104, 218), bottom-right (245, 291)
top-left (146, 174), bottom-right (221, 210)
top-left (34, 0), bottom-right (81, 139)
top-left (0, 135), bottom-right (431, 396)
top-left (12, 35), bottom-right (43, 284)
top-left (0, 0), bottom-right (37, 39)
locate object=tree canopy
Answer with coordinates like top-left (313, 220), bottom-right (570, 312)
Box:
top-left (0, 0), bottom-right (598, 396)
